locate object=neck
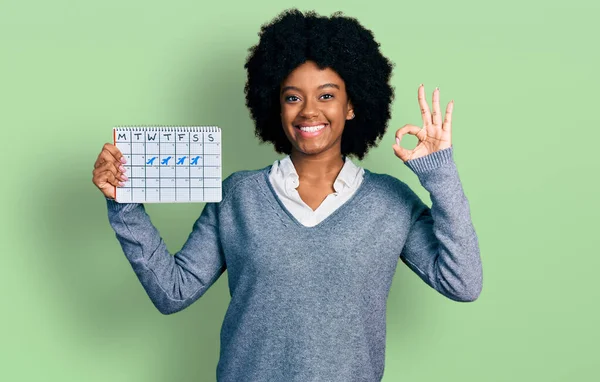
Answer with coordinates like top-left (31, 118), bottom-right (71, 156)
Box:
top-left (289, 149), bottom-right (345, 186)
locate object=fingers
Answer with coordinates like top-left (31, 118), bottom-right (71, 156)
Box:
top-left (392, 124), bottom-right (422, 162)
top-left (94, 160), bottom-right (124, 181)
top-left (92, 167), bottom-right (122, 200)
top-left (418, 84), bottom-right (432, 126)
top-left (93, 160), bottom-right (127, 185)
top-left (92, 143), bottom-right (128, 199)
top-left (392, 142), bottom-right (411, 162)
top-left (94, 143), bottom-right (126, 169)
top-left (100, 170), bottom-right (123, 188)
top-left (419, 85), bottom-right (446, 127)
top-left (432, 87), bottom-right (441, 126)
top-left (395, 124), bottom-right (422, 142)
top-left (443, 100), bottom-right (454, 131)
top-left (104, 143), bottom-right (126, 163)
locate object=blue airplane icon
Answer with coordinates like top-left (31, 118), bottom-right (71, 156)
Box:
top-left (190, 155), bottom-right (201, 165)
top-left (176, 156), bottom-right (187, 165)
top-left (146, 156), bottom-right (157, 165)
top-left (161, 156), bottom-right (172, 165)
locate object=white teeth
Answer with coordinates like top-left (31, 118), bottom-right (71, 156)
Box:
top-left (298, 124), bottom-right (326, 132)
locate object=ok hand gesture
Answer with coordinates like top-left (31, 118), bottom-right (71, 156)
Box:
top-left (392, 85), bottom-right (453, 162)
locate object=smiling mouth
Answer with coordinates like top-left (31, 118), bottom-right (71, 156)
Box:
top-left (294, 123), bottom-right (328, 132)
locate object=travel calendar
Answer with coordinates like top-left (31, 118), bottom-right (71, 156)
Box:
top-left (113, 126), bottom-right (222, 203)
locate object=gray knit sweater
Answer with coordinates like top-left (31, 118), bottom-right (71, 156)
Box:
top-left (105, 146), bottom-right (482, 381)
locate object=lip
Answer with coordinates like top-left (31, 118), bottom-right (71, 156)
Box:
top-left (294, 123), bottom-right (328, 138)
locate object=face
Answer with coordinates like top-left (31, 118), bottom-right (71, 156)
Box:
top-left (279, 60), bottom-right (354, 158)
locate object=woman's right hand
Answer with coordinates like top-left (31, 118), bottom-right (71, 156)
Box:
top-left (92, 143), bottom-right (128, 200)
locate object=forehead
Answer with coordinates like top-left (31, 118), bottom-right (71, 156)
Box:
top-left (281, 61), bottom-right (345, 89)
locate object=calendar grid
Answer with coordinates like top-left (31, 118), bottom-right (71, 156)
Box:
top-left (113, 126), bottom-right (222, 203)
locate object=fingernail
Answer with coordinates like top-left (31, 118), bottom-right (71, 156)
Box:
top-left (118, 182), bottom-right (125, 187)
top-left (121, 174), bottom-right (128, 181)
top-left (396, 137), bottom-right (400, 146)
top-left (119, 165), bottom-right (125, 172)
top-left (120, 157), bottom-right (127, 163)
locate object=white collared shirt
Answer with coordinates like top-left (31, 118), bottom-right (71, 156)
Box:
top-left (268, 155), bottom-right (365, 227)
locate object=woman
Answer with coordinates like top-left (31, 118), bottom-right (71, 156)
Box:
top-left (92, 9), bottom-right (482, 382)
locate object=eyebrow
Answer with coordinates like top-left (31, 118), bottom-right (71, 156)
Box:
top-left (280, 83), bottom-right (340, 94)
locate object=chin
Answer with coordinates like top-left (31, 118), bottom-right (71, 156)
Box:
top-left (295, 141), bottom-right (339, 157)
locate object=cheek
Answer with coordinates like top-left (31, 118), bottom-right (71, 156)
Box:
top-left (325, 103), bottom-right (347, 121)
top-left (280, 106), bottom-right (296, 124)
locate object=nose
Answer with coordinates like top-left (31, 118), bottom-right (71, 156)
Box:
top-left (299, 98), bottom-right (319, 119)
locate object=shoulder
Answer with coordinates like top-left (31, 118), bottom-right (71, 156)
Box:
top-left (364, 168), bottom-right (424, 207)
top-left (221, 165), bottom-right (269, 203)
top-left (365, 169), bottom-right (413, 195)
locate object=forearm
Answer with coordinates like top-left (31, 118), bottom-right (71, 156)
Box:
top-left (402, 147), bottom-right (483, 302)
top-left (106, 198), bottom-right (223, 314)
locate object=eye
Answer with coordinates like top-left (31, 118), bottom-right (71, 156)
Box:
top-left (321, 94), bottom-right (334, 100)
top-left (284, 95), bottom-right (299, 102)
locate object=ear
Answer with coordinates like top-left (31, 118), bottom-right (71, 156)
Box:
top-left (346, 100), bottom-right (355, 120)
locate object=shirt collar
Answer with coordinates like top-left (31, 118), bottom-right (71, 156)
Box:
top-left (276, 155), bottom-right (362, 192)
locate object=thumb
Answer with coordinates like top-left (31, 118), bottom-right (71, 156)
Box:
top-left (392, 139), bottom-right (412, 162)
top-left (392, 124), bottom-right (421, 162)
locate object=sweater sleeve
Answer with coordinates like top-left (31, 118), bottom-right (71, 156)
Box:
top-left (399, 146), bottom-right (483, 302)
top-left (105, 197), bottom-right (226, 314)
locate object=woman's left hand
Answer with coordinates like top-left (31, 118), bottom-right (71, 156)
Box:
top-left (392, 84), bottom-right (453, 162)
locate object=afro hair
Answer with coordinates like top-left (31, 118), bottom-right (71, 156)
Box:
top-left (243, 8), bottom-right (395, 160)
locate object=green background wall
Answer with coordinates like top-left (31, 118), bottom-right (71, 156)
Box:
top-left (2, 0), bottom-right (598, 381)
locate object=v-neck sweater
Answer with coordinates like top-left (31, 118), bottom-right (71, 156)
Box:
top-left (105, 146), bottom-right (482, 382)
top-left (268, 154), bottom-right (365, 227)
